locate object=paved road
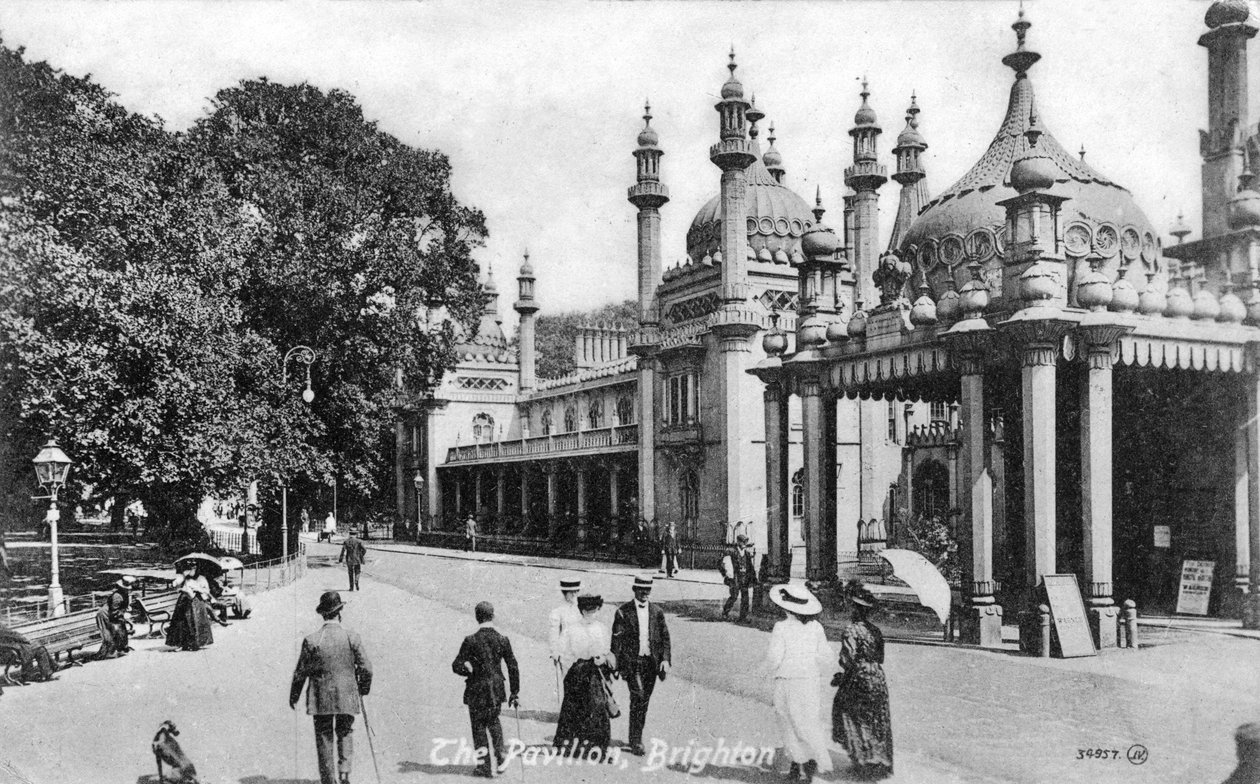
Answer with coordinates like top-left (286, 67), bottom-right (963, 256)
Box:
top-left (0, 544), bottom-right (1254, 784)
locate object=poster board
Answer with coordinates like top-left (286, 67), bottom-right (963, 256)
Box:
top-left (1041, 574), bottom-right (1097, 658)
top-left (1175, 560), bottom-right (1214, 616)
top-left (1153, 525), bottom-right (1171, 548)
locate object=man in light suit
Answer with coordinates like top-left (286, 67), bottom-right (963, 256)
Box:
top-left (291, 591), bottom-right (373, 784)
top-left (452, 601), bottom-right (520, 778)
top-left (611, 574), bottom-right (672, 756)
top-left (338, 532), bottom-right (366, 591)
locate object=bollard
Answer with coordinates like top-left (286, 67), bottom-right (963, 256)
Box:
top-left (1122, 599), bottom-right (1139, 649)
top-left (1038, 604), bottom-right (1052, 658)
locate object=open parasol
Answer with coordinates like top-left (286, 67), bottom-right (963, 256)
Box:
top-left (174, 552), bottom-right (224, 577)
top-left (217, 556), bottom-right (244, 572)
top-left (876, 548), bottom-right (952, 625)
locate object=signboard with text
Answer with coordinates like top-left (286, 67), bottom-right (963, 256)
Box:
top-left (1175, 560), bottom-right (1214, 616)
top-left (1041, 574), bottom-right (1097, 658)
top-left (1153, 526), bottom-right (1171, 548)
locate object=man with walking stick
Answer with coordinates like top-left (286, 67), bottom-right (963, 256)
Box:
top-left (453, 601), bottom-right (520, 778)
top-left (291, 591), bottom-right (374, 784)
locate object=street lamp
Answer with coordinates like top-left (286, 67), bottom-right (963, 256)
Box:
top-left (278, 345), bottom-right (317, 565)
top-left (31, 439), bottom-right (72, 617)
top-left (413, 471), bottom-right (425, 537)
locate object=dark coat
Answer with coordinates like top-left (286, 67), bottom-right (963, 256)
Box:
top-left (338, 536), bottom-right (366, 566)
top-left (611, 600), bottom-right (671, 667)
top-left (290, 621), bottom-right (373, 715)
top-left (451, 625), bottom-right (520, 709)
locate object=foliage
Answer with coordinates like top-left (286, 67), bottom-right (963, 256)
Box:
top-left (529, 299), bottom-right (637, 379)
top-left (896, 507), bottom-right (961, 585)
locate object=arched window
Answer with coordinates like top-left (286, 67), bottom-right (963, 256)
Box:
top-left (588, 398), bottom-right (604, 429)
top-left (563, 405), bottom-right (577, 433)
top-left (791, 468), bottom-right (804, 519)
top-left (616, 395), bottom-right (634, 425)
top-left (930, 401), bottom-right (948, 424)
top-left (541, 409), bottom-right (553, 436)
top-left (680, 469), bottom-right (699, 522)
top-left (472, 413), bottom-right (495, 444)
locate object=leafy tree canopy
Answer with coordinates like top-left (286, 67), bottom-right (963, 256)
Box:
top-left (530, 299), bottom-right (637, 379)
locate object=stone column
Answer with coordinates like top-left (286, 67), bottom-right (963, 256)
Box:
top-left (576, 466), bottom-right (588, 545)
top-left (1245, 363), bottom-right (1260, 628)
top-left (495, 468), bottom-right (507, 535)
top-left (545, 465), bottom-right (558, 540)
top-left (1234, 413), bottom-right (1251, 616)
top-left (822, 393), bottom-right (839, 580)
top-left (1012, 329), bottom-right (1064, 590)
top-left (638, 363), bottom-right (656, 523)
top-left (395, 421), bottom-right (408, 522)
top-left (959, 349), bottom-right (1002, 647)
top-left (764, 382), bottom-right (791, 579)
top-left (454, 473), bottom-right (463, 520)
top-left (474, 471), bottom-right (484, 523)
top-left (800, 379), bottom-right (829, 581)
top-left (609, 463), bottom-right (621, 546)
top-left (520, 468), bottom-right (531, 534)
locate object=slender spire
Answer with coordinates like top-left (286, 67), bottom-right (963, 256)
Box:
top-left (813, 186), bottom-right (826, 223)
top-left (747, 94), bottom-right (764, 141)
top-left (763, 121), bottom-right (785, 182)
top-left (1002, 2), bottom-right (1042, 76)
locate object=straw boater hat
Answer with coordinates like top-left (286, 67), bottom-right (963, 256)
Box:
top-left (632, 574), bottom-right (654, 591)
top-left (315, 590), bottom-right (345, 617)
top-left (770, 583), bottom-right (822, 616)
top-left (560, 578), bottom-right (582, 592)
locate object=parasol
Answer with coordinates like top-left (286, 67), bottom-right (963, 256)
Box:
top-left (174, 552), bottom-right (224, 577)
top-left (876, 548), bottom-right (952, 625)
top-left (99, 567), bottom-right (179, 582)
top-left (217, 556), bottom-right (244, 572)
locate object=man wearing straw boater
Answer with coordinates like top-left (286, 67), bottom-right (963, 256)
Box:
top-left (611, 574), bottom-right (671, 756)
top-left (291, 590), bottom-right (374, 784)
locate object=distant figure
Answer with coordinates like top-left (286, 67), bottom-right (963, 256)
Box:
top-left (832, 586), bottom-right (893, 780)
top-left (452, 601), bottom-right (520, 777)
top-left (660, 522), bottom-right (680, 578)
top-left (167, 564), bottom-right (214, 651)
top-left (96, 576), bottom-right (134, 658)
top-left (338, 531), bottom-right (366, 592)
top-left (301, 507), bottom-right (311, 534)
top-left (464, 515), bottom-right (478, 553)
top-left (290, 591), bottom-right (373, 784)
top-left (766, 583), bottom-right (833, 783)
top-left (1222, 723), bottom-right (1260, 784)
top-left (720, 535), bottom-right (757, 622)
top-left (0, 625), bottom-right (55, 682)
top-left (322, 512), bottom-right (337, 543)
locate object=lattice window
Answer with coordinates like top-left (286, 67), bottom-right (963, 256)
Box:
top-left (930, 401), bottom-right (948, 423)
top-left (666, 293), bottom-right (721, 324)
top-left (457, 376), bottom-right (509, 391)
top-left (665, 373), bottom-right (698, 426)
top-left (756, 290), bottom-right (800, 312)
top-left (887, 400), bottom-right (898, 442)
top-left (472, 413), bottom-right (495, 444)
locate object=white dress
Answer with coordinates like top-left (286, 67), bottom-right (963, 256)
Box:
top-left (764, 617), bottom-right (835, 772)
top-left (560, 618), bottom-right (610, 665)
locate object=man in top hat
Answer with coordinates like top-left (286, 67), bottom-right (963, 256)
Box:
top-left (291, 591), bottom-right (373, 784)
top-left (452, 601), bottom-right (520, 778)
top-left (611, 574), bottom-right (672, 756)
top-left (95, 575), bottom-right (134, 658)
top-left (549, 578), bottom-right (582, 670)
top-left (338, 530), bottom-right (367, 591)
top-left (720, 535), bottom-right (757, 622)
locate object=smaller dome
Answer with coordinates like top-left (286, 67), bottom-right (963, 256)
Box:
top-left (519, 251), bottom-right (534, 277)
top-left (1138, 272), bottom-right (1167, 315)
top-left (721, 50), bottom-right (745, 100)
top-left (1193, 287), bottom-right (1221, 321)
top-left (909, 286), bottom-right (938, 326)
top-left (1219, 285), bottom-right (1247, 323)
top-left (1206, 0), bottom-right (1251, 29)
top-left (848, 308), bottom-right (869, 338)
top-left (897, 123), bottom-right (925, 149)
top-left (1164, 281), bottom-right (1194, 319)
top-left (1109, 268), bottom-right (1139, 313)
top-left (762, 326), bottom-right (788, 357)
top-left (825, 318), bottom-right (849, 343)
top-left (798, 314), bottom-right (828, 348)
top-left (853, 80), bottom-right (879, 128)
top-left (637, 126), bottom-right (659, 148)
top-left (763, 146), bottom-right (783, 168)
top-left (1010, 150), bottom-right (1058, 192)
top-left (1230, 186), bottom-right (1260, 229)
top-left (801, 225), bottom-right (840, 259)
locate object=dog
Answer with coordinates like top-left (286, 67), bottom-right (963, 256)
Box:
top-left (152, 720), bottom-right (201, 784)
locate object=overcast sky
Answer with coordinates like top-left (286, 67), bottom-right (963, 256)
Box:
top-left (0, 0), bottom-right (1220, 329)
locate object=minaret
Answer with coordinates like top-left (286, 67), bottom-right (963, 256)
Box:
top-left (1200, 0), bottom-right (1257, 238)
top-left (889, 93), bottom-right (928, 251)
top-left (513, 251), bottom-right (539, 392)
top-left (628, 100), bottom-right (669, 325)
top-left (710, 48), bottom-right (758, 304)
top-left (845, 79), bottom-right (888, 307)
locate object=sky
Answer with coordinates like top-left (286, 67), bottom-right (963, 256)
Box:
top-left (0, 0), bottom-right (1221, 330)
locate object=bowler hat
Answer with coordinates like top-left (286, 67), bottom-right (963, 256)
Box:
top-left (769, 583), bottom-right (822, 616)
top-left (316, 590), bottom-right (345, 616)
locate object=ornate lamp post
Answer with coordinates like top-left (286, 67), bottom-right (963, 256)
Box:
top-left (279, 346), bottom-right (317, 565)
top-left (413, 471), bottom-right (425, 538)
top-left (31, 439), bottom-right (72, 617)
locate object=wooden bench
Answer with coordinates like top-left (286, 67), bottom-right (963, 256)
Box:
top-left (17, 609), bottom-right (101, 667)
top-left (130, 592), bottom-right (178, 638)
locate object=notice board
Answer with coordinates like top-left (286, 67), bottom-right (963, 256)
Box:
top-left (1175, 560), bottom-right (1215, 616)
top-left (1042, 574), bottom-right (1097, 658)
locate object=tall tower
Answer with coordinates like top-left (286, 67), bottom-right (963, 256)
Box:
top-left (628, 101), bottom-right (669, 325)
top-left (1200, 0), bottom-right (1258, 238)
top-left (710, 49), bottom-right (758, 304)
top-left (888, 94), bottom-right (928, 250)
top-left (513, 251), bottom-right (539, 392)
top-left (845, 80), bottom-right (888, 307)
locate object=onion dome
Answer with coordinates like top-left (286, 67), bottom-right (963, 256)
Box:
top-left (1229, 168), bottom-right (1260, 229)
top-left (1075, 255), bottom-right (1112, 311)
top-left (909, 279), bottom-right (939, 326)
top-left (720, 47), bottom-right (744, 100)
top-left (1218, 279), bottom-right (1247, 323)
top-left (1138, 271), bottom-right (1167, 315)
top-left (896, 93), bottom-right (926, 149)
top-left (801, 189), bottom-right (841, 259)
top-left (848, 303), bottom-right (869, 338)
top-left (1192, 278), bottom-right (1221, 320)
top-left (1169, 211), bottom-right (1192, 244)
top-left (958, 262), bottom-right (991, 319)
top-left (853, 79), bottom-right (879, 128)
top-left (1109, 266), bottom-right (1139, 313)
top-left (762, 311), bottom-right (789, 357)
top-left (936, 274), bottom-right (962, 322)
top-left (1163, 272), bottom-right (1194, 319)
top-left (637, 100), bottom-right (659, 148)
top-left (825, 318), bottom-right (850, 343)
top-left (1019, 259), bottom-right (1061, 305)
top-left (687, 157), bottom-right (813, 262)
top-left (1010, 111), bottom-right (1057, 193)
top-left (798, 313), bottom-right (829, 349)
top-left (1206, 0), bottom-right (1252, 29)
top-left (519, 249), bottom-right (535, 277)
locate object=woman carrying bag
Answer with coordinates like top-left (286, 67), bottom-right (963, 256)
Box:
top-left (553, 593), bottom-right (617, 759)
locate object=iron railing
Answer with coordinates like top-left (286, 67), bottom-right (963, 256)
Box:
top-left (446, 424), bottom-right (638, 463)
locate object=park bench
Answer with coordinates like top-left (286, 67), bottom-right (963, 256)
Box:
top-left (130, 592), bottom-right (178, 638)
top-left (16, 608), bottom-right (100, 667)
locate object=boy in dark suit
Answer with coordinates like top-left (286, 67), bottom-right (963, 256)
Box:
top-left (452, 601), bottom-right (520, 777)
top-left (611, 575), bottom-right (672, 756)
top-left (290, 591), bottom-right (373, 784)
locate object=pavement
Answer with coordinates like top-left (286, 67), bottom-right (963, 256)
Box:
top-left (0, 542), bottom-right (1256, 784)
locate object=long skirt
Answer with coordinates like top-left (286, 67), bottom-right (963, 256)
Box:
top-left (167, 594), bottom-right (215, 650)
top-left (95, 608), bottom-right (127, 657)
top-left (832, 663), bottom-right (893, 777)
top-left (772, 678), bottom-right (834, 772)
top-left (553, 659), bottom-right (610, 756)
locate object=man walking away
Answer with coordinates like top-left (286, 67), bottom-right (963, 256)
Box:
top-left (290, 591), bottom-right (373, 784)
top-left (720, 535), bottom-right (757, 622)
top-left (611, 574), bottom-right (671, 756)
top-left (452, 601), bottom-right (520, 778)
top-left (338, 531), bottom-right (366, 592)
top-left (464, 515), bottom-right (478, 553)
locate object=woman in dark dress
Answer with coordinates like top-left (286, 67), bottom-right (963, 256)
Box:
top-left (832, 586), bottom-right (893, 780)
top-left (553, 594), bottom-right (614, 758)
top-left (167, 564), bottom-right (216, 651)
top-left (95, 577), bottom-right (133, 658)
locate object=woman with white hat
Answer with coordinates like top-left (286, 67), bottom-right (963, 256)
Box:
top-left (764, 583), bottom-right (834, 782)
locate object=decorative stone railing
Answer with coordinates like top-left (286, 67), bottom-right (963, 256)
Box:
top-left (445, 424), bottom-right (639, 463)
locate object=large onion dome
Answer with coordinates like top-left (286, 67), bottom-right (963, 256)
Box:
top-left (686, 157), bottom-right (814, 263)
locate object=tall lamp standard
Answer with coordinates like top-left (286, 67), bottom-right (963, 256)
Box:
top-left (278, 346), bottom-right (317, 566)
top-left (31, 440), bottom-right (72, 617)
top-left (413, 471), bottom-right (425, 539)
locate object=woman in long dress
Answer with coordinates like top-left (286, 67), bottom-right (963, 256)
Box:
top-left (95, 577), bottom-right (133, 658)
top-left (167, 564), bottom-right (215, 650)
top-left (831, 586), bottom-right (893, 780)
top-left (553, 593), bottom-right (615, 758)
top-left (764, 583), bottom-right (834, 783)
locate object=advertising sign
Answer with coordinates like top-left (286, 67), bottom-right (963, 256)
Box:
top-left (1175, 560), bottom-right (1215, 616)
top-left (1041, 574), bottom-right (1097, 658)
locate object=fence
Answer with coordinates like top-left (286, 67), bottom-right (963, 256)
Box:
top-left (206, 527), bottom-right (260, 555)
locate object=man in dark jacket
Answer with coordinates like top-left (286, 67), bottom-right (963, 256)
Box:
top-left (338, 533), bottom-right (367, 592)
top-left (611, 574), bottom-right (672, 756)
top-left (452, 601), bottom-right (520, 778)
top-left (660, 522), bottom-right (680, 577)
top-left (290, 591), bottom-right (373, 784)
top-left (720, 535), bottom-right (758, 622)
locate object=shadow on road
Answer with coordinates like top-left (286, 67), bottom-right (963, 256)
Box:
top-left (238, 776), bottom-right (320, 784)
top-left (512, 708), bottom-right (559, 723)
top-left (398, 760), bottom-right (470, 775)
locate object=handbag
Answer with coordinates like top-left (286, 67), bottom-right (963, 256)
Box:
top-left (601, 668), bottom-right (621, 718)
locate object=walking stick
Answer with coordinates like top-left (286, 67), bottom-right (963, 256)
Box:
top-left (514, 702), bottom-right (525, 783)
top-left (553, 660), bottom-right (562, 714)
top-left (360, 697), bottom-right (384, 784)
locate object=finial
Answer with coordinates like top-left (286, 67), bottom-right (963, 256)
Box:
top-left (907, 92), bottom-right (920, 127)
top-left (1170, 211), bottom-right (1192, 243)
top-left (524, 248), bottom-right (529, 261)
top-left (1013, 0), bottom-right (1030, 49)
top-left (1002, 0), bottom-right (1041, 75)
top-left (643, 99), bottom-right (652, 125)
top-left (728, 45), bottom-right (737, 77)
top-left (1079, 144), bottom-right (1086, 161)
top-left (813, 186), bottom-right (826, 223)
top-left (747, 93), bottom-right (765, 138)
top-left (767, 122), bottom-right (776, 146)
top-left (861, 75), bottom-right (870, 102)
top-left (1025, 108), bottom-right (1043, 148)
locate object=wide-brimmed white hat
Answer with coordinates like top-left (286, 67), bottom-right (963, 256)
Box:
top-left (769, 583), bottom-right (822, 616)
